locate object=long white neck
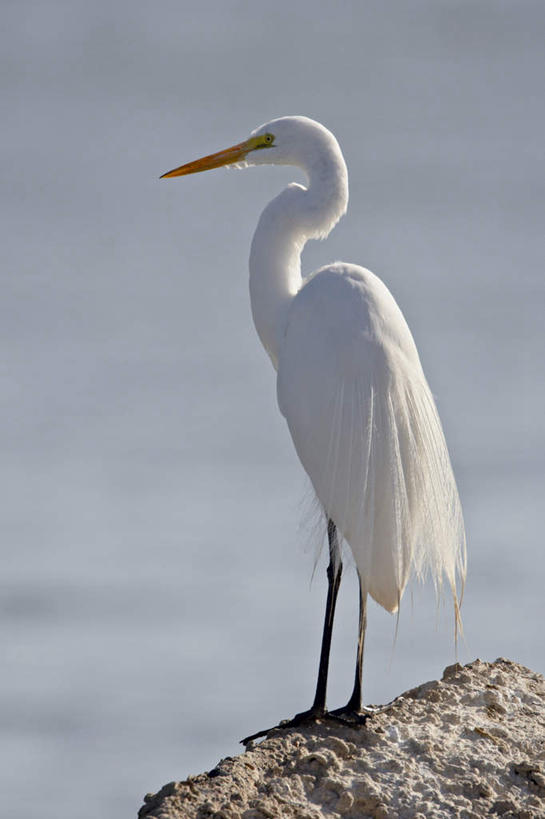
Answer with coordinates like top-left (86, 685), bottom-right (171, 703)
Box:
top-left (249, 145), bottom-right (349, 369)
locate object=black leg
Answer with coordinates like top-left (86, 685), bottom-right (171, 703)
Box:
top-left (241, 518), bottom-right (343, 745)
top-left (330, 574), bottom-right (382, 723)
top-left (343, 576), bottom-right (367, 712)
top-left (309, 518), bottom-right (343, 713)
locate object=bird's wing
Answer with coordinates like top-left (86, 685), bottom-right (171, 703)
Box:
top-left (277, 264), bottom-right (466, 613)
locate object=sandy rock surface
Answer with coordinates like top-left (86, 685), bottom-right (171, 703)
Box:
top-left (139, 659), bottom-right (545, 818)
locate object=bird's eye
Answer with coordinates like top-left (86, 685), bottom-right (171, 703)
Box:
top-left (251, 133), bottom-right (275, 150)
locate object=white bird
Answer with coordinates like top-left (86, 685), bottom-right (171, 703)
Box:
top-left (161, 116), bottom-right (466, 740)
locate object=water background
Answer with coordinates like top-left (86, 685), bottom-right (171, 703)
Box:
top-left (2, 2), bottom-right (544, 816)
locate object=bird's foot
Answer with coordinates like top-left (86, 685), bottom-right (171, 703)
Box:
top-left (241, 706), bottom-right (339, 746)
top-left (241, 697), bottom-right (404, 745)
top-left (329, 697), bottom-right (401, 725)
top-left (327, 705), bottom-right (373, 726)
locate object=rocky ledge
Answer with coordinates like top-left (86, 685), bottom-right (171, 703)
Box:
top-left (139, 659), bottom-right (545, 818)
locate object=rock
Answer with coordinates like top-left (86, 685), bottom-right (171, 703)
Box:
top-left (138, 659), bottom-right (545, 819)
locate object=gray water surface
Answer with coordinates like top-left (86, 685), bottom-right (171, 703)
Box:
top-left (2, 2), bottom-right (544, 817)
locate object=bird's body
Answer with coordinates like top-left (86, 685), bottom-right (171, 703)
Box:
top-left (278, 262), bottom-right (463, 613)
top-left (161, 116), bottom-right (466, 735)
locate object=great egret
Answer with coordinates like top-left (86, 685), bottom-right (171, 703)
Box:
top-left (161, 116), bottom-right (466, 741)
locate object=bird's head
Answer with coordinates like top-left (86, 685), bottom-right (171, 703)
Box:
top-left (160, 116), bottom-right (339, 178)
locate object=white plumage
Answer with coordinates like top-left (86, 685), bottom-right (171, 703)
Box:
top-left (278, 263), bottom-right (465, 613)
top-left (162, 115), bottom-right (466, 728)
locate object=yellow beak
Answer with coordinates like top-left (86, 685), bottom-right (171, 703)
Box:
top-left (160, 138), bottom-right (253, 179)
